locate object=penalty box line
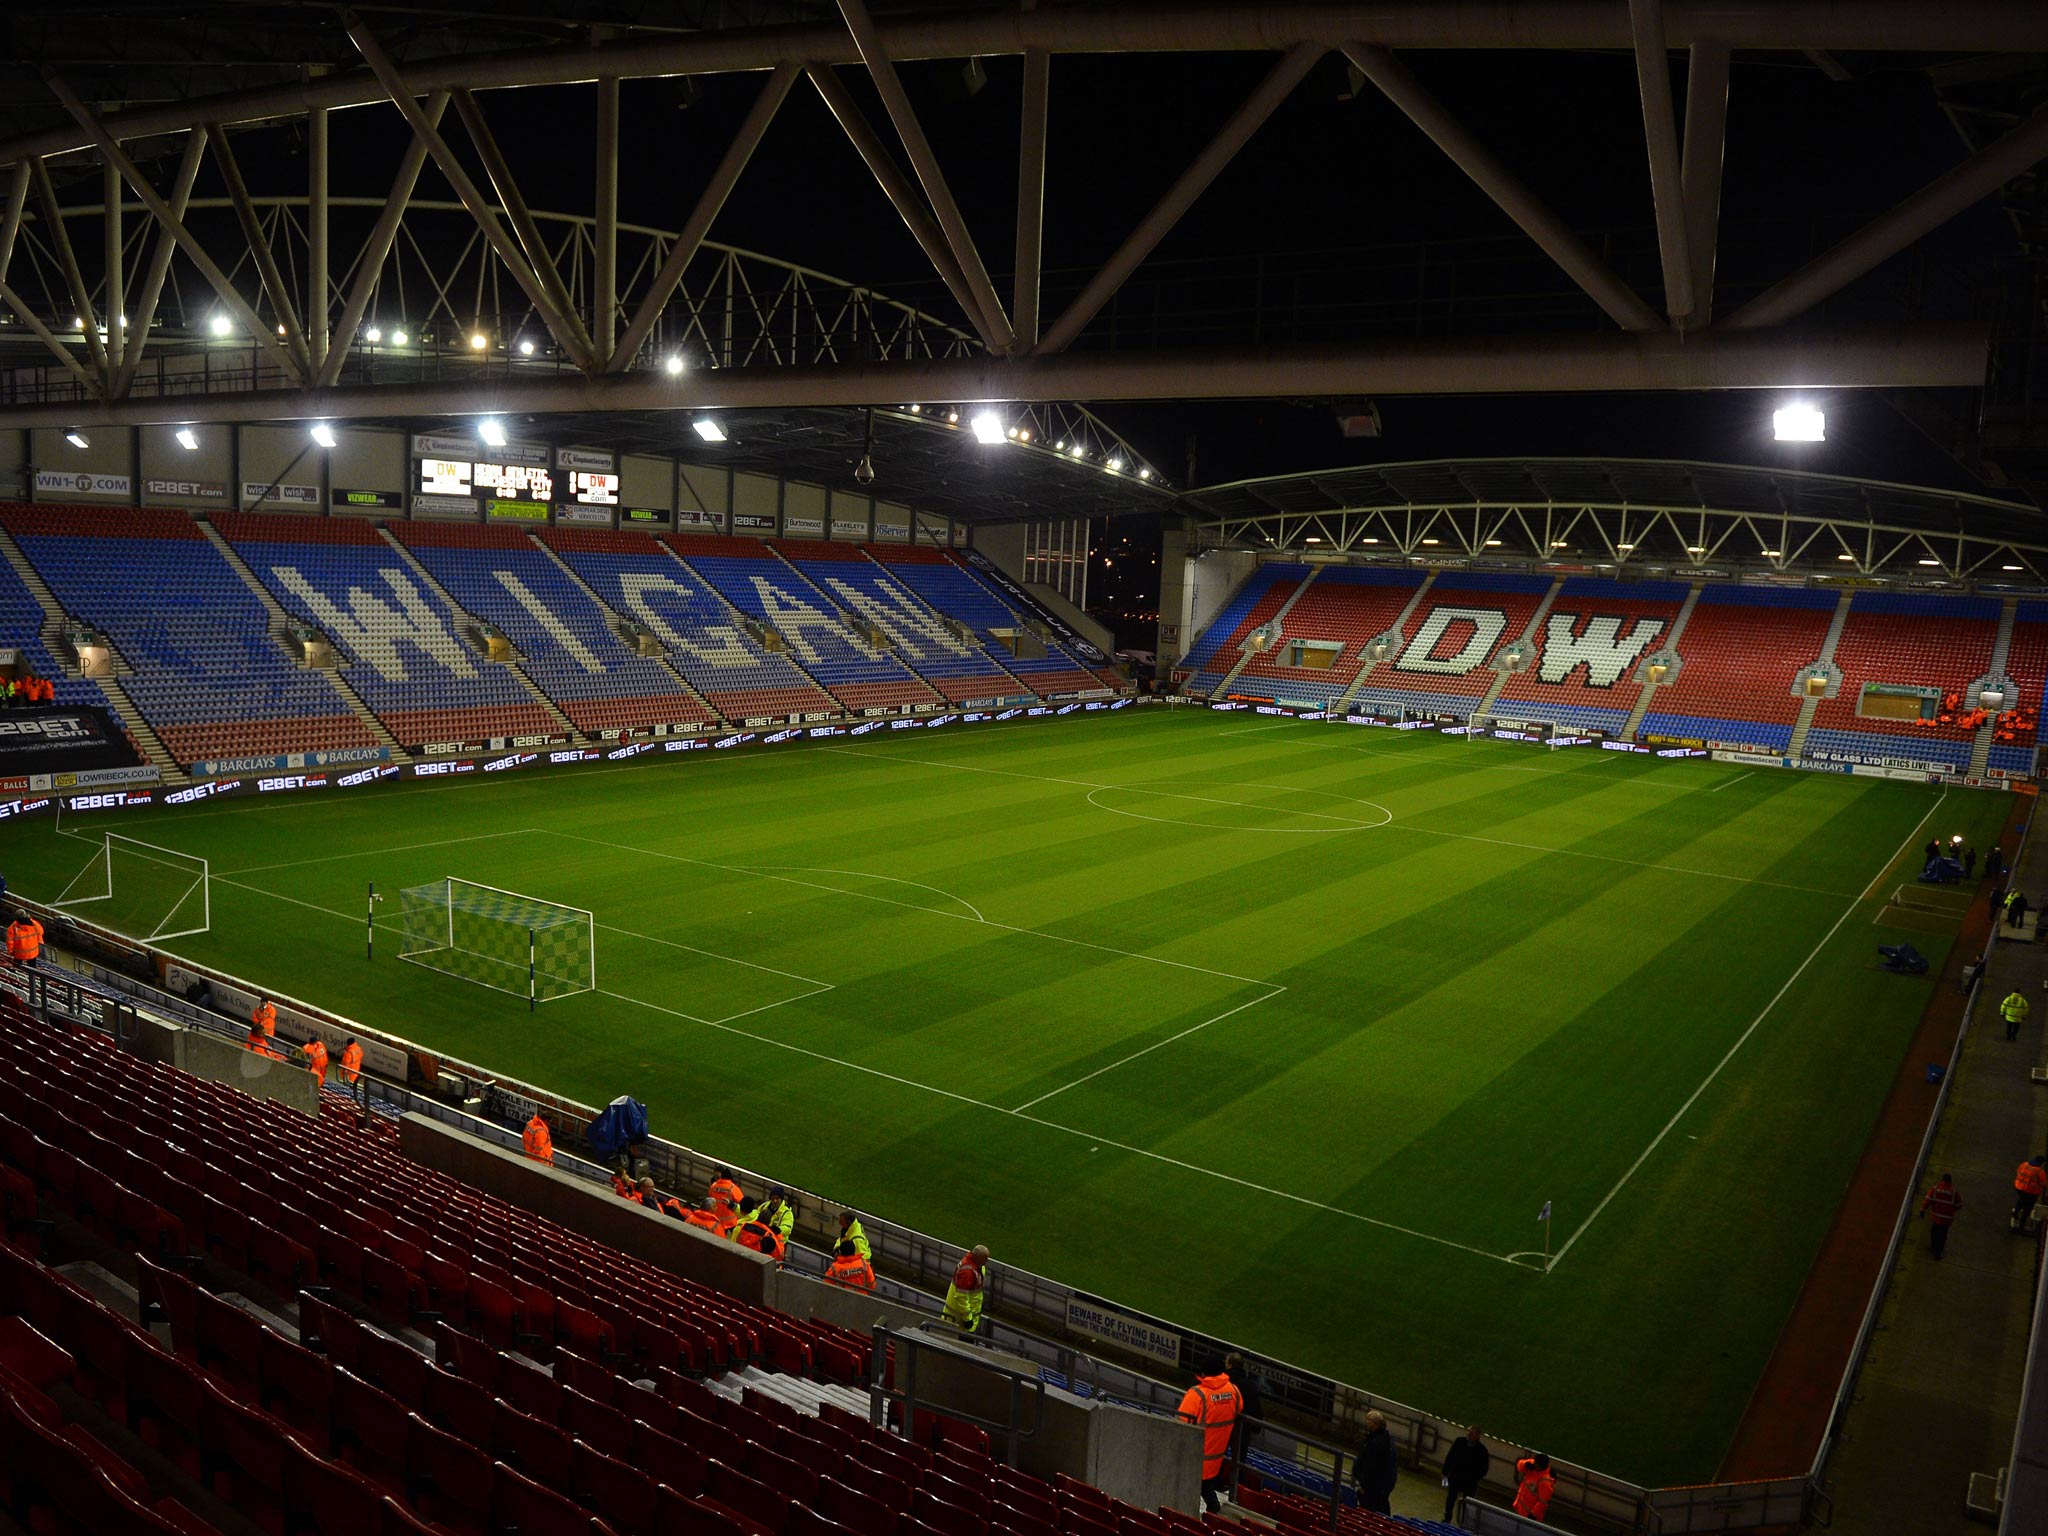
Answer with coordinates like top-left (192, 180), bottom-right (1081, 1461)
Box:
top-left (1543, 789), bottom-right (1951, 1274)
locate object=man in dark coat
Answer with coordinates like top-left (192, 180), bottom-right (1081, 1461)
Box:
top-left (1441, 1426), bottom-right (1490, 1522)
top-left (1224, 1352), bottom-right (1263, 1460)
top-left (1352, 1410), bottom-right (1397, 1516)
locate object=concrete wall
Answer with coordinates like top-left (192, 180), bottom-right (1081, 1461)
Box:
top-left (129, 1013), bottom-right (322, 1114)
top-left (329, 429), bottom-right (406, 506)
top-left (972, 522), bottom-right (1026, 574)
top-left (622, 455), bottom-right (673, 511)
top-left (829, 489), bottom-right (872, 542)
top-left (1162, 538), bottom-right (1256, 671)
top-left (1086, 1400), bottom-right (1204, 1515)
top-left (139, 423), bottom-right (233, 509)
top-left (31, 426), bottom-right (134, 502)
top-left (398, 1113), bottom-right (776, 1305)
top-left (783, 480), bottom-right (826, 536)
top-left (734, 471), bottom-right (780, 532)
top-left (679, 464), bottom-right (730, 529)
top-left (874, 502), bottom-right (912, 542)
top-left (240, 423), bottom-right (325, 511)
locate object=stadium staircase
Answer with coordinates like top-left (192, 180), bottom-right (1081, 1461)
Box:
top-left (1473, 578), bottom-right (1564, 718)
top-left (761, 543), bottom-right (946, 709)
top-left (91, 681), bottom-right (190, 784)
top-left (1209, 566), bottom-right (1321, 699)
top-left (1621, 582), bottom-right (1705, 737)
top-left (1786, 590), bottom-right (1855, 758)
top-left (0, 996), bottom-right (1213, 1536)
top-left (0, 524), bottom-right (101, 690)
top-left (525, 533), bottom-right (725, 730)
top-left (934, 552), bottom-right (1122, 698)
top-left (1968, 596), bottom-right (2021, 775)
top-left (375, 527), bottom-right (589, 744)
top-left (1332, 572), bottom-right (1437, 713)
top-left (655, 538), bottom-right (848, 716)
top-left (197, 519), bottom-right (413, 764)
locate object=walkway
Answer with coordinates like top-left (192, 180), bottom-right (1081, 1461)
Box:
top-left (1822, 815), bottom-right (2046, 1535)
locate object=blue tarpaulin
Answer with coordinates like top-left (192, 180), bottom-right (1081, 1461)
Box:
top-left (586, 1095), bottom-right (648, 1161)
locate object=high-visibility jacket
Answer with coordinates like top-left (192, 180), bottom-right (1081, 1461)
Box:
top-left (2017, 1161), bottom-right (2047, 1197)
top-left (759, 1200), bottom-right (794, 1241)
top-left (1177, 1374), bottom-right (1242, 1480)
top-left (943, 1254), bottom-right (986, 1333)
top-left (301, 1040), bottom-right (328, 1081)
top-left (840, 1219), bottom-right (871, 1263)
top-left (6, 918), bottom-right (43, 962)
top-left (824, 1254), bottom-right (875, 1290)
top-left (245, 1030), bottom-right (282, 1061)
top-left (708, 1176), bottom-right (744, 1209)
top-left (612, 1174), bottom-right (644, 1205)
top-left (734, 1220), bottom-right (787, 1262)
top-left (338, 1042), bottom-right (363, 1084)
top-left (683, 1206), bottom-right (724, 1234)
top-left (1921, 1182), bottom-right (1962, 1225)
top-left (252, 1001), bottom-right (276, 1037)
top-left (2003, 992), bottom-right (2031, 1025)
top-left (1513, 1460), bottom-right (1555, 1521)
top-left (523, 1117), bottom-right (554, 1164)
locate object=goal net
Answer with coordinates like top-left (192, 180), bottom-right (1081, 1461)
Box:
top-left (50, 833), bottom-right (210, 941)
top-left (396, 877), bottom-right (595, 1004)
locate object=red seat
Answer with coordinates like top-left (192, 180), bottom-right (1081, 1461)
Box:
top-left (819, 1475), bottom-right (902, 1536)
top-left (332, 1368), bottom-right (414, 1496)
top-left (494, 1461), bottom-right (614, 1536)
top-left (630, 1419), bottom-right (708, 1497)
top-left (259, 1328), bottom-right (335, 1442)
top-left (789, 1506), bottom-right (867, 1536)
top-left (745, 1437), bottom-right (820, 1502)
top-left (564, 1384), bottom-right (632, 1446)
top-left (364, 1329), bottom-right (431, 1403)
top-left (493, 1396), bottom-right (576, 1487)
top-left (702, 1460), bottom-right (792, 1536)
top-left (199, 1375), bottom-right (292, 1522)
top-left (496, 1350), bottom-right (562, 1422)
top-left (913, 1490), bottom-right (988, 1536)
top-left (573, 1439), bottom-right (660, 1536)
top-left (284, 1435), bottom-right (398, 1536)
top-left (653, 1489), bottom-right (750, 1536)
top-left (193, 1287), bottom-right (265, 1390)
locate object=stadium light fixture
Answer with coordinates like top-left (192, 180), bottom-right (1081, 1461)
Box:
top-left (692, 417), bottom-right (727, 443)
top-left (1917, 558), bottom-right (1940, 566)
top-left (946, 410), bottom-right (960, 424)
top-left (1421, 538), bottom-right (1440, 546)
top-left (665, 354), bottom-right (685, 376)
top-left (1761, 548), bottom-right (1780, 557)
top-left (1360, 537), bottom-right (1379, 544)
top-left (1486, 539), bottom-right (1504, 546)
top-left (478, 418), bottom-right (509, 448)
top-left (276, 324), bottom-right (287, 337)
top-left (469, 331), bottom-right (488, 351)
top-left (310, 424), bottom-right (337, 448)
top-left (1837, 553), bottom-right (1855, 561)
top-left (518, 338), bottom-right (536, 356)
top-left (1773, 402), bottom-right (1825, 442)
top-left (971, 411), bottom-right (1005, 445)
top-left (906, 404), bottom-right (922, 414)
top-left (1139, 467), bottom-right (1152, 480)
top-left (209, 314), bottom-right (232, 337)
top-left (64, 430), bottom-right (88, 448)
top-left (391, 329), bottom-right (409, 346)
top-left (1616, 542), bottom-right (1634, 551)
top-left (175, 427), bottom-right (199, 451)
top-left (1107, 456), bottom-right (1126, 473)
top-left (364, 326), bottom-right (382, 343)
top-left (2005, 564), bottom-right (2025, 571)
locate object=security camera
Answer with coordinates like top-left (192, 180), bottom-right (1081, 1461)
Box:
top-left (854, 454), bottom-right (875, 486)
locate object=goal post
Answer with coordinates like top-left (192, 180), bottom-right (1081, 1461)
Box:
top-left (396, 877), bottom-right (595, 1005)
top-left (50, 833), bottom-right (210, 941)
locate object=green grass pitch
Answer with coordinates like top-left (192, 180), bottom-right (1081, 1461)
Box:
top-left (2, 707), bottom-right (2009, 1484)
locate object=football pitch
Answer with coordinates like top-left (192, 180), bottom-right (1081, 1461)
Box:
top-left (1, 707), bottom-right (2012, 1484)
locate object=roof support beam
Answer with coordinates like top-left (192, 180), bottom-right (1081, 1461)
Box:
top-left (308, 105), bottom-right (330, 372)
top-left (345, 19), bottom-right (597, 373)
top-left (0, 276), bottom-right (99, 391)
top-left (318, 91), bottom-right (449, 388)
top-left (205, 123), bottom-right (311, 370)
top-left (102, 160), bottom-right (123, 367)
top-left (837, 0), bottom-right (1013, 353)
top-left (1013, 48), bottom-right (1050, 351)
top-left (1035, 43), bottom-right (1320, 356)
top-left (0, 323), bottom-right (1985, 431)
top-left (1727, 102), bottom-right (2048, 330)
top-left (41, 72), bottom-right (302, 384)
top-left (1341, 44), bottom-right (1662, 333)
top-left (807, 64), bottom-right (994, 354)
top-left (606, 61), bottom-right (797, 374)
top-left (450, 88), bottom-right (597, 366)
top-left (7, 3), bottom-right (2047, 165)
top-left (112, 130), bottom-right (208, 397)
top-left (31, 157), bottom-right (106, 379)
top-left (1631, 0), bottom-right (1694, 324)
top-left (1679, 40), bottom-right (1730, 327)
top-left (0, 161), bottom-right (26, 284)
top-left (594, 73), bottom-right (620, 359)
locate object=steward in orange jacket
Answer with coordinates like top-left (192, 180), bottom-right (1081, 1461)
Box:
top-left (1513, 1455), bottom-right (1555, 1521)
top-left (1177, 1366), bottom-right (1243, 1512)
top-left (252, 999), bottom-right (276, 1038)
top-left (2014, 1156), bottom-right (2047, 1230)
top-left (337, 1039), bottom-right (363, 1085)
top-left (523, 1115), bottom-right (554, 1164)
top-left (612, 1173), bottom-right (645, 1205)
top-left (823, 1239), bottom-right (875, 1290)
top-left (244, 1025), bottom-right (282, 1061)
top-left (301, 1038), bottom-right (328, 1083)
top-left (6, 916), bottom-right (43, 965)
top-left (708, 1170), bottom-right (745, 1237)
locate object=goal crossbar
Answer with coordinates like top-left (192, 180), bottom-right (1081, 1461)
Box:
top-left (50, 832), bottom-right (211, 941)
top-left (396, 876), bottom-right (595, 1006)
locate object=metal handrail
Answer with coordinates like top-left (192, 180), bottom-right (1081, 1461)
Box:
top-left (870, 1323), bottom-right (1049, 1467)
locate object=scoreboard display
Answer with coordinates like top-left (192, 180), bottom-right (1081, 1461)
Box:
top-left (571, 471), bottom-right (619, 506)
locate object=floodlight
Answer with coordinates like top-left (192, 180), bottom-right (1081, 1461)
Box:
top-left (391, 329), bottom-right (409, 346)
top-left (276, 324), bottom-right (287, 337)
top-left (478, 418), bottom-right (508, 448)
top-left (1917, 558), bottom-right (1939, 566)
top-left (1773, 403), bottom-right (1825, 442)
top-left (971, 412), bottom-right (1005, 445)
top-left (665, 355), bottom-right (685, 376)
top-left (692, 418), bottom-right (727, 443)
top-left (175, 428), bottom-right (199, 451)
top-left (209, 314), bottom-right (232, 337)
top-left (1838, 554), bottom-right (1855, 561)
top-left (365, 326), bottom-right (382, 343)
top-left (1420, 538), bottom-right (1439, 546)
top-left (469, 331), bottom-right (488, 351)
top-left (1486, 539), bottom-right (1504, 547)
top-left (310, 424), bottom-right (338, 448)
top-left (1106, 456), bottom-right (1125, 473)
top-left (72, 317), bottom-right (84, 330)
top-left (2005, 564), bottom-right (2024, 572)
top-left (64, 430), bottom-right (88, 449)
top-left (518, 339), bottom-right (536, 356)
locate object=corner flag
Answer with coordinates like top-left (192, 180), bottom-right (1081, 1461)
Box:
top-left (1538, 1200), bottom-right (1551, 1223)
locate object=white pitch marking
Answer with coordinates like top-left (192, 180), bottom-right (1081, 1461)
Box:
top-left (225, 827), bottom-right (538, 875)
top-left (825, 745), bottom-right (1854, 898)
top-left (1707, 770), bottom-right (1756, 794)
top-left (1010, 986), bottom-right (1286, 1112)
top-left (1544, 790), bottom-right (1950, 1272)
top-left (740, 865), bottom-right (987, 925)
top-left (1215, 721), bottom-right (1296, 737)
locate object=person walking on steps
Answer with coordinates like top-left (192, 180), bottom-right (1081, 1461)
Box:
top-left (1513, 1454), bottom-right (1556, 1522)
top-left (1920, 1172), bottom-right (1963, 1259)
top-left (2014, 1156), bottom-right (2046, 1234)
top-left (1441, 1426), bottom-right (1490, 1523)
top-left (1352, 1410), bottom-right (1397, 1516)
top-left (943, 1246), bottom-right (990, 1333)
top-left (1177, 1360), bottom-right (1243, 1515)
